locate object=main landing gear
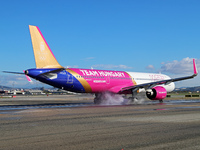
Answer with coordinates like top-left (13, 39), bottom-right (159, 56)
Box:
top-left (94, 93), bottom-right (102, 104)
top-left (93, 92), bottom-right (126, 105)
top-left (130, 89), bottom-right (138, 102)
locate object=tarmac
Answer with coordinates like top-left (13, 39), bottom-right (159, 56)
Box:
top-left (0, 95), bottom-right (200, 150)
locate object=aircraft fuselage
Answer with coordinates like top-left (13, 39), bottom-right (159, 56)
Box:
top-left (26, 68), bottom-right (175, 94)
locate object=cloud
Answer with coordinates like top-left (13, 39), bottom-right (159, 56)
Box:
top-left (84, 57), bottom-right (95, 61)
top-left (92, 64), bottom-right (133, 70)
top-left (0, 74), bottom-right (46, 88)
top-left (65, 65), bottom-right (79, 68)
top-left (146, 65), bottom-right (155, 71)
top-left (160, 57), bottom-right (200, 74)
top-left (0, 74), bottom-right (27, 87)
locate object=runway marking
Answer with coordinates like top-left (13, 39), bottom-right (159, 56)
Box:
top-left (107, 113), bottom-right (200, 123)
top-left (0, 103), bottom-right (94, 111)
top-left (0, 99), bottom-right (200, 112)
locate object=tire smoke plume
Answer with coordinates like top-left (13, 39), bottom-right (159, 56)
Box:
top-left (94, 92), bottom-right (146, 105)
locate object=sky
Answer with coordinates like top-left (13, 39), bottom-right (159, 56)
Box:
top-left (0, 0), bottom-right (200, 88)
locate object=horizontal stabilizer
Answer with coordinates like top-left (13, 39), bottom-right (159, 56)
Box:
top-left (23, 70), bottom-right (32, 82)
top-left (3, 71), bottom-right (24, 75)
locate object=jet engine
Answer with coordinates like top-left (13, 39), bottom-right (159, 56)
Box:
top-left (146, 86), bottom-right (167, 100)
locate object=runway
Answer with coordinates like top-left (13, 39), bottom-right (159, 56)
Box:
top-left (0, 95), bottom-right (200, 150)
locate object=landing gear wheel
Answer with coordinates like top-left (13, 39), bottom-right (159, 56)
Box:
top-left (127, 97), bottom-right (138, 104)
top-left (94, 93), bottom-right (103, 104)
top-left (94, 96), bottom-right (100, 104)
top-left (133, 97), bottom-right (138, 102)
top-left (159, 99), bottom-right (163, 103)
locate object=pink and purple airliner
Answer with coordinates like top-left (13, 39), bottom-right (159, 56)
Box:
top-left (4, 25), bottom-right (198, 103)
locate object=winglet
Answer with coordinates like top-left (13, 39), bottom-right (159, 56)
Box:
top-left (193, 59), bottom-right (198, 76)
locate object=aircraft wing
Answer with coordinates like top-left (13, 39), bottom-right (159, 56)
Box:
top-left (121, 59), bottom-right (198, 92)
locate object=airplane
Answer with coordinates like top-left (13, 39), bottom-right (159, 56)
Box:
top-left (4, 25), bottom-right (198, 103)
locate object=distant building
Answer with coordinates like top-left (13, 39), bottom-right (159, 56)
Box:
top-left (0, 90), bottom-right (9, 95)
top-left (0, 90), bottom-right (25, 95)
top-left (25, 90), bottom-right (45, 95)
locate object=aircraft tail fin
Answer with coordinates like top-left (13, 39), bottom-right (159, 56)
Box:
top-left (29, 25), bottom-right (63, 69)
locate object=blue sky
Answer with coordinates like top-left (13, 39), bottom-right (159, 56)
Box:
top-left (0, 0), bottom-right (200, 88)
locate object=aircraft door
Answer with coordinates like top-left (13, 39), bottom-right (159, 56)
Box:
top-left (106, 76), bottom-right (110, 84)
top-left (67, 72), bottom-right (73, 84)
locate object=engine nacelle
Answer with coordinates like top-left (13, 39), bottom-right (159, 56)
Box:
top-left (146, 86), bottom-right (167, 100)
